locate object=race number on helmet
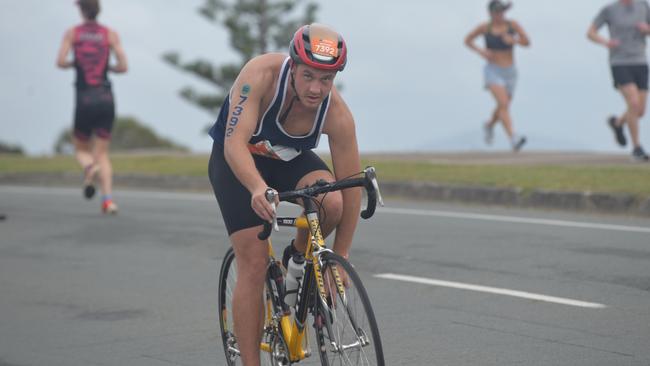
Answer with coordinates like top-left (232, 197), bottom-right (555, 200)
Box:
top-left (289, 23), bottom-right (347, 72)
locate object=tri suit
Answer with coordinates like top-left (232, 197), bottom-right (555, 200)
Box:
top-left (208, 57), bottom-right (331, 235)
top-left (72, 21), bottom-right (115, 140)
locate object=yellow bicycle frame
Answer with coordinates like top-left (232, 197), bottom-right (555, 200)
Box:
top-left (260, 214), bottom-right (345, 362)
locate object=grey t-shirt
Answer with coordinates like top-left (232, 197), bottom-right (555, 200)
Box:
top-left (593, 0), bottom-right (650, 65)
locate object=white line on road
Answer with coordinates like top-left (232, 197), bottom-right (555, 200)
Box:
top-left (3, 186), bottom-right (649, 233)
top-left (380, 207), bottom-right (650, 234)
top-left (374, 273), bottom-right (607, 309)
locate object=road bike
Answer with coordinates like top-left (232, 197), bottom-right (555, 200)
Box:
top-left (218, 167), bottom-right (385, 365)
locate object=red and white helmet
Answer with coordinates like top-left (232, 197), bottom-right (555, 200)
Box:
top-left (289, 23), bottom-right (347, 72)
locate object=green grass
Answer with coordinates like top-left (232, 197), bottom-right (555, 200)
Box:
top-left (2, 154), bottom-right (650, 197)
top-left (0, 154), bottom-right (209, 176)
top-left (363, 160), bottom-right (650, 197)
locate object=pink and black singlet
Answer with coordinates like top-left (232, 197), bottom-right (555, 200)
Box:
top-left (72, 22), bottom-right (115, 140)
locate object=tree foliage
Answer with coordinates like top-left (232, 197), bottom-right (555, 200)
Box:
top-left (54, 116), bottom-right (188, 154)
top-left (162, 0), bottom-right (318, 116)
top-left (0, 141), bottom-right (24, 155)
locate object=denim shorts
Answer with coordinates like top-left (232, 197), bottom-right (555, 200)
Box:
top-left (484, 63), bottom-right (518, 97)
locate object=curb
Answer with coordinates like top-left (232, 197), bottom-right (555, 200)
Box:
top-left (2, 172), bottom-right (649, 217)
top-left (380, 181), bottom-right (650, 217)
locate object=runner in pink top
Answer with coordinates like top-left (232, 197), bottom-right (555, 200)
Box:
top-left (56, 0), bottom-right (127, 214)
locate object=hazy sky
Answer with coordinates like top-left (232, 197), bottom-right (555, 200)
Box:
top-left (2, 0), bottom-right (649, 155)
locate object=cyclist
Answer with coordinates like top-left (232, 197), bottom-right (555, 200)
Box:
top-left (465, 0), bottom-right (530, 151)
top-left (56, 0), bottom-right (128, 213)
top-left (588, 0), bottom-right (650, 161)
top-left (207, 23), bottom-right (361, 366)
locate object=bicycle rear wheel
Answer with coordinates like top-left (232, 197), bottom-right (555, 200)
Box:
top-left (312, 252), bottom-right (384, 366)
top-left (218, 247), bottom-right (290, 366)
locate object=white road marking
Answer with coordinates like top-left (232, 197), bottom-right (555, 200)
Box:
top-left (2, 186), bottom-right (649, 233)
top-left (374, 273), bottom-right (607, 309)
top-left (380, 207), bottom-right (650, 234)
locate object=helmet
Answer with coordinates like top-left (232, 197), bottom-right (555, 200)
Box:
top-left (289, 23), bottom-right (347, 72)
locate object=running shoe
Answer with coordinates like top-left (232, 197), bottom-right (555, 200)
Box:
top-left (608, 116), bottom-right (627, 147)
top-left (513, 136), bottom-right (527, 152)
top-left (483, 122), bottom-right (494, 145)
top-left (84, 185), bottom-right (96, 200)
top-left (102, 199), bottom-right (119, 214)
top-left (83, 164), bottom-right (99, 199)
top-left (632, 146), bottom-right (649, 162)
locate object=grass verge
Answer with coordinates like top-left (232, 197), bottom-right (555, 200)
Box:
top-left (1, 154), bottom-right (649, 197)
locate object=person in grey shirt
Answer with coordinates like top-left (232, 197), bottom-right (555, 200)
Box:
top-left (588, 0), bottom-right (650, 161)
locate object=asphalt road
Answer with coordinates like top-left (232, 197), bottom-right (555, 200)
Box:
top-left (1, 186), bottom-right (649, 366)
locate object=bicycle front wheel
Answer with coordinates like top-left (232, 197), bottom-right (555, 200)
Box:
top-left (313, 252), bottom-right (385, 366)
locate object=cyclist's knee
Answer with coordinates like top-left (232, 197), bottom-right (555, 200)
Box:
top-left (236, 255), bottom-right (268, 284)
top-left (321, 191), bottom-right (343, 223)
top-left (231, 228), bottom-right (270, 281)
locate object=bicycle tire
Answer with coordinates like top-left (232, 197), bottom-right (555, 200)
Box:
top-left (312, 252), bottom-right (385, 366)
top-left (218, 247), bottom-right (291, 366)
top-left (218, 247), bottom-right (241, 365)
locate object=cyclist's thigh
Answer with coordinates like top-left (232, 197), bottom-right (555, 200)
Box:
top-left (230, 226), bottom-right (270, 270)
top-left (208, 143), bottom-right (266, 235)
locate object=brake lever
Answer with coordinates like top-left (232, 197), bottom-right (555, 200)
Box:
top-left (265, 188), bottom-right (279, 232)
top-left (364, 166), bottom-right (384, 207)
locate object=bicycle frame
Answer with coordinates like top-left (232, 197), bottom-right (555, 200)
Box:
top-left (261, 197), bottom-right (346, 363)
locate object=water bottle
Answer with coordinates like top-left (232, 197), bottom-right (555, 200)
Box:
top-left (284, 253), bottom-right (305, 306)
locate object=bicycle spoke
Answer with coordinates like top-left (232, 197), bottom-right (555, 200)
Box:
top-left (308, 252), bottom-right (384, 366)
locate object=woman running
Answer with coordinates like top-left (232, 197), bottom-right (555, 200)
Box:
top-left (465, 0), bottom-right (530, 151)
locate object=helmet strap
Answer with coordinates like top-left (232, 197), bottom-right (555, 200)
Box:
top-left (279, 69), bottom-right (300, 125)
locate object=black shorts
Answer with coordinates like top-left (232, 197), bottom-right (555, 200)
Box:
top-left (74, 86), bottom-right (115, 140)
top-left (208, 141), bottom-right (331, 235)
top-left (611, 64), bottom-right (649, 91)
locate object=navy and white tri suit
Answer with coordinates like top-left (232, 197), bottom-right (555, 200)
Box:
top-left (208, 57), bottom-right (332, 235)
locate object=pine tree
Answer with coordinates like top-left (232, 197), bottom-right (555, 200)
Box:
top-left (162, 0), bottom-right (318, 117)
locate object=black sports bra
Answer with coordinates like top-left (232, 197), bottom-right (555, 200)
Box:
top-left (484, 21), bottom-right (516, 51)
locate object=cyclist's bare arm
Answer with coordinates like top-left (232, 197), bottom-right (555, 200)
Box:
top-left (108, 30), bottom-right (128, 73)
top-left (56, 29), bottom-right (74, 69)
top-left (323, 88), bottom-right (362, 259)
top-left (223, 54), bottom-right (280, 223)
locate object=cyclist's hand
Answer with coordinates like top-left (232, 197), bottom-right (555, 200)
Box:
top-left (251, 186), bottom-right (278, 223)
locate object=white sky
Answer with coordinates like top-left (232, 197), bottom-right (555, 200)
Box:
top-left (1, 0), bottom-right (649, 155)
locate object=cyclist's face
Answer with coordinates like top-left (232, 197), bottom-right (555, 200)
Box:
top-left (293, 64), bottom-right (337, 109)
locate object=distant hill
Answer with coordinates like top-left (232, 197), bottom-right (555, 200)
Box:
top-left (54, 116), bottom-right (189, 154)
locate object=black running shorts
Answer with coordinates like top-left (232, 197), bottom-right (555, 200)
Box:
top-left (611, 64), bottom-right (649, 91)
top-left (208, 141), bottom-right (331, 235)
top-left (74, 86), bottom-right (115, 140)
